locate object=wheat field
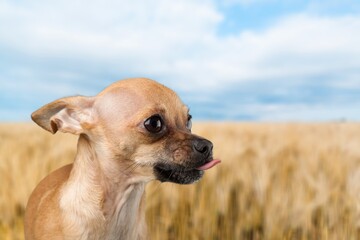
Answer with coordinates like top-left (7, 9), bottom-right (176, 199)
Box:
top-left (1, 122), bottom-right (360, 239)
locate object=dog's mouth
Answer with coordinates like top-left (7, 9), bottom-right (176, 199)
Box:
top-left (154, 159), bottom-right (221, 184)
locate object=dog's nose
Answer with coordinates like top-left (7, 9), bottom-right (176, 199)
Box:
top-left (193, 138), bottom-right (213, 156)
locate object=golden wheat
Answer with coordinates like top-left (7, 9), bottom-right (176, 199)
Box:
top-left (1, 122), bottom-right (360, 239)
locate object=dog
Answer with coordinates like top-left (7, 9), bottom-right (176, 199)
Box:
top-left (24, 78), bottom-right (221, 240)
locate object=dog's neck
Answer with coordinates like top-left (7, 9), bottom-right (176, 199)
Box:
top-left (60, 135), bottom-right (147, 240)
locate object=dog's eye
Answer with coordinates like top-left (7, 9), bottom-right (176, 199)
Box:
top-left (144, 115), bottom-right (163, 133)
top-left (186, 114), bottom-right (192, 131)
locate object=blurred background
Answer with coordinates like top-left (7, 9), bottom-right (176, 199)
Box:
top-left (1, 1), bottom-right (360, 240)
top-left (1, 0), bottom-right (359, 122)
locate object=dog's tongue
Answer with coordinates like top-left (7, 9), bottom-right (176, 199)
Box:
top-left (196, 159), bottom-right (221, 171)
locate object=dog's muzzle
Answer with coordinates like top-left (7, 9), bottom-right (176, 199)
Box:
top-left (153, 137), bottom-right (219, 184)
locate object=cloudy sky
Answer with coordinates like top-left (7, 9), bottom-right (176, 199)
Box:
top-left (1, 0), bottom-right (359, 121)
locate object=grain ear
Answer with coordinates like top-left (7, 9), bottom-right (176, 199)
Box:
top-left (31, 96), bottom-right (95, 135)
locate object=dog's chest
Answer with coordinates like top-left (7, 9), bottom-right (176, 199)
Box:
top-left (59, 179), bottom-right (146, 240)
top-left (104, 184), bottom-right (147, 240)
top-left (59, 178), bottom-right (106, 239)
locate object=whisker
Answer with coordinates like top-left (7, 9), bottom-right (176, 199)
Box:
top-left (115, 162), bottom-right (142, 177)
top-left (123, 162), bottom-right (139, 171)
top-left (125, 162), bottom-right (142, 174)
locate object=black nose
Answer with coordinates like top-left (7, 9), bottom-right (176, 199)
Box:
top-left (193, 138), bottom-right (213, 156)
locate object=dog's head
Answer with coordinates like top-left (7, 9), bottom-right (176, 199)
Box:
top-left (32, 78), bottom-right (220, 184)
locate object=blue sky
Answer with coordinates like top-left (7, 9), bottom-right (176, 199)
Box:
top-left (0, 0), bottom-right (360, 121)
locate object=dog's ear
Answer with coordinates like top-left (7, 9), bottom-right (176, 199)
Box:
top-left (31, 96), bottom-right (96, 135)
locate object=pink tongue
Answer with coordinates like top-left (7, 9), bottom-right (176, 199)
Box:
top-left (196, 159), bottom-right (221, 171)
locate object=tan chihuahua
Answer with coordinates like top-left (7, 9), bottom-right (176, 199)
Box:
top-left (24, 78), bottom-right (220, 240)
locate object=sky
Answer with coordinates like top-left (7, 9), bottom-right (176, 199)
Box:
top-left (0, 0), bottom-right (360, 121)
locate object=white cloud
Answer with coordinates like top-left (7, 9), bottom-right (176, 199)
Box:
top-left (0, 0), bottom-right (223, 90)
top-left (0, 0), bottom-right (360, 120)
top-left (0, 0), bottom-right (220, 57)
top-left (161, 13), bottom-right (360, 92)
top-left (258, 104), bottom-right (360, 122)
top-left (220, 0), bottom-right (276, 6)
top-left (1, 1), bottom-right (359, 89)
